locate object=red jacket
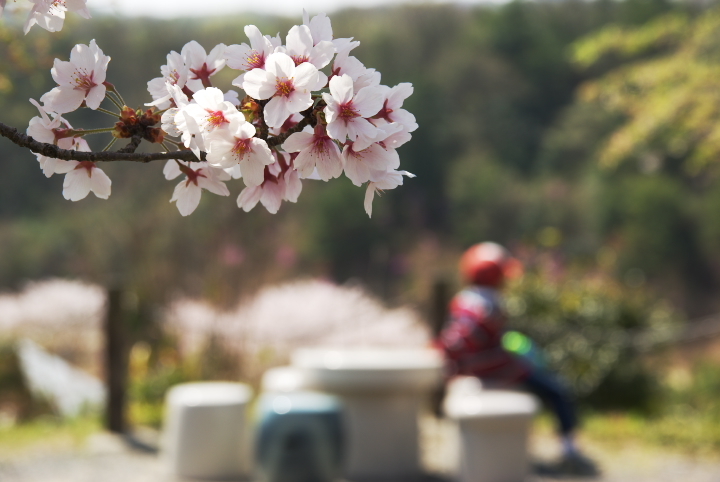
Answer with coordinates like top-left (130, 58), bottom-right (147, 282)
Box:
top-left (437, 286), bottom-right (529, 385)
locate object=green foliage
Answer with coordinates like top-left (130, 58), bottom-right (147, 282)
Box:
top-left (505, 267), bottom-right (679, 407)
top-left (573, 7), bottom-right (720, 173)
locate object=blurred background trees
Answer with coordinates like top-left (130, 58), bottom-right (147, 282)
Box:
top-left (2, 0), bottom-right (720, 419)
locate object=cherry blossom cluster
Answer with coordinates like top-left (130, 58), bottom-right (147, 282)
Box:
top-left (23, 11), bottom-right (417, 217)
top-left (0, 0), bottom-right (91, 34)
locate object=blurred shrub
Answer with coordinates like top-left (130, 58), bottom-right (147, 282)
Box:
top-left (0, 341), bottom-right (54, 423)
top-left (583, 362), bottom-right (720, 455)
top-left (505, 267), bottom-right (680, 410)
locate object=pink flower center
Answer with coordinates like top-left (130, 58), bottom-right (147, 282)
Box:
top-left (49, 1), bottom-right (67, 15)
top-left (74, 161), bottom-right (96, 175)
top-left (169, 70), bottom-right (181, 85)
top-left (313, 138), bottom-right (330, 154)
top-left (184, 167), bottom-right (207, 187)
top-left (245, 51), bottom-right (265, 70)
top-left (190, 63), bottom-right (217, 88)
top-left (291, 55), bottom-right (310, 66)
top-left (206, 110), bottom-right (229, 128)
top-left (72, 69), bottom-right (97, 93)
top-left (339, 103), bottom-right (360, 120)
top-left (233, 138), bottom-right (252, 158)
top-left (275, 78), bottom-right (295, 98)
top-left (375, 99), bottom-right (395, 123)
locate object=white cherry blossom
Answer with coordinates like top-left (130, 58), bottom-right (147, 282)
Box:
top-left (59, 144), bottom-right (112, 202)
top-left (182, 87), bottom-right (243, 137)
top-left (242, 52), bottom-right (326, 129)
top-left (331, 48), bottom-right (380, 92)
top-left (27, 98), bottom-right (65, 143)
top-left (24, 0), bottom-right (91, 35)
top-left (342, 141), bottom-right (399, 186)
top-left (283, 25), bottom-right (334, 69)
top-left (282, 123), bottom-right (343, 181)
top-left (302, 10), bottom-right (333, 46)
top-left (323, 74), bottom-right (384, 145)
top-left (372, 83), bottom-right (418, 132)
top-left (40, 39), bottom-right (110, 114)
top-left (158, 84), bottom-right (206, 157)
top-left (226, 25), bottom-right (278, 86)
top-left (206, 118), bottom-right (274, 187)
top-left (182, 41), bottom-right (226, 92)
top-left (26, 98), bottom-right (82, 178)
top-left (147, 51), bottom-right (188, 109)
top-left (237, 153), bottom-right (301, 213)
top-left (164, 160), bottom-right (230, 216)
top-left (364, 169), bottom-right (415, 217)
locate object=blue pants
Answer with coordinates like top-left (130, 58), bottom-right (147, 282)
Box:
top-left (522, 370), bottom-right (577, 435)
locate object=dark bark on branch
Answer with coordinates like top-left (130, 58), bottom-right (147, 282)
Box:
top-left (0, 101), bottom-right (324, 163)
top-left (0, 121), bottom-right (205, 163)
top-left (117, 134), bottom-right (142, 154)
top-left (268, 113), bottom-right (316, 147)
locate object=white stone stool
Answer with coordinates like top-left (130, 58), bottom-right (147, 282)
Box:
top-left (290, 348), bottom-right (443, 480)
top-left (162, 381), bottom-right (254, 480)
top-left (444, 378), bottom-right (538, 482)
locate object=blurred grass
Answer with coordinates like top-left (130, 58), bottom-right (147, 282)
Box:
top-left (581, 411), bottom-right (720, 457)
top-left (0, 415), bottom-right (101, 459)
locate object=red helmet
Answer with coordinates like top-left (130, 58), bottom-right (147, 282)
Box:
top-left (459, 242), bottom-right (523, 287)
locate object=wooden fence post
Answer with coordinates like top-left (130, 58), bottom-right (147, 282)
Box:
top-left (105, 288), bottom-right (126, 433)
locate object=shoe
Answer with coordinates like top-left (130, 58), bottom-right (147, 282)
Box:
top-left (557, 451), bottom-right (600, 477)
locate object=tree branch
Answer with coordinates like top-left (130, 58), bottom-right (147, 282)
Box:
top-left (267, 113), bottom-right (316, 147)
top-left (0, 121), bottom-right (205, 163)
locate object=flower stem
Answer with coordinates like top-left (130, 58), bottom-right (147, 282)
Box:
top-left (103, 137), bottom-right (118, 152)
top-left (105, 94), bottom-right (124, 111)
top-left (71, 127), bottom-right (116, 136)
top-left (93, 107), bottom-right (121, 117)
top-left (110, 89), bottom-right (127, 107)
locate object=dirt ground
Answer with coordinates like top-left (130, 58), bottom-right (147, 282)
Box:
top-left (0, 417), bottom-right (719, 482)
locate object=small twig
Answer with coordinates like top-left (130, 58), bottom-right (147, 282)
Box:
top-left (256, 99), bottom-right (269, 141)
top-left (117, 134), bottom-right (142, 154)
top-left (268, 114), bottom-right (316, 147)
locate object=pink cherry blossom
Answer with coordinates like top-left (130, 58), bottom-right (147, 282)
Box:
top-left (182, 41), bottom-right (226, 92)
top-left (60, 154), bottom-right (112, 202)
top-left (331, 48), bottom-right (380, 92)
top-left (40, 39), bottom-right (110, 114)
top-left (226, 25), bottom-right (278, 87)
top-left (323, 74), bottom-right (384, 144)
top-left (372, 83), bottom-right (418, 132)
top-left (27, 98), bottom-right (66, 144)
top-left (206, 118), bottom-right (274, 187)
top-left (242, 52), bottom-right (326, 129)
top-left (26, 98), bottom-right (84, 178)
top-left (237, 153), bottom-right (301, 213)
top-left (302, 10), bottom-right (333, 46)
top-left (147, 51), bottom-right (188, 109)
top-left (283, 25), bottom-right (334, 69)
top-left (182, 87), bottom-right (244, 137)
top-left (342, 142), bottom-right (399, 187)
top-left (164, 160), bottom-right (230, 216)
top-left (364, 169), bottom-right (415, 217)
top-left (24, 0), bottom-right (91, 35)
top-left (282, 123), bottom-right (343, 181)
